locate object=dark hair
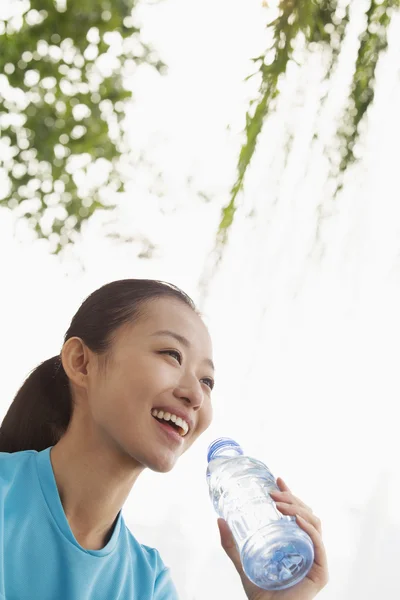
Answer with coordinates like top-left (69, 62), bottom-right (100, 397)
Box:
top-left (0, 279), bottom-right (197, 453)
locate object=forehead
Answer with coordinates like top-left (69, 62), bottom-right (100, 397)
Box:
top-left (120, 297), bottom-right (212, 354)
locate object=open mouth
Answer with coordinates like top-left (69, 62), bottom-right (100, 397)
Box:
top-left (152, 416), bottom-right (185, 444)
top-left (152, 414), bottom-right (184, 436)
top-left (151, 409), bottom-right (189, 437)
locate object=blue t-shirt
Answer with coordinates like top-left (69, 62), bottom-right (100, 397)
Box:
top-left (0, 446), bottom-right (179, 599)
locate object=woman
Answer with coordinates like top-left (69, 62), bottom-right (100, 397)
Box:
top-left (0, 279), bottom-right (328, 599)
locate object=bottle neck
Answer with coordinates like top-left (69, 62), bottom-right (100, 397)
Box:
top-left (207, 437), bottom-right (244, 463)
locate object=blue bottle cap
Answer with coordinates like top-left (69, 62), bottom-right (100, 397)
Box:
top-left (207, 437), bottom-right (244, 463)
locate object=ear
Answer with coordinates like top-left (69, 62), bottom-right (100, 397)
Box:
top-left (61, 337), bottom-right (91, 391)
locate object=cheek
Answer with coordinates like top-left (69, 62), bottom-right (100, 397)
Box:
top-left (182, 403), bottom-right (212, 454)
top-left (198, 401), bottom-right (213, 434)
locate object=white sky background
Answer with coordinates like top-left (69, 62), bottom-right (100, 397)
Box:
top-left (0, 0), bottom-right (399, 598)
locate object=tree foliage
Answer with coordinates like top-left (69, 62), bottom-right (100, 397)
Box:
top-left (207, 0), bottom-right (400, 281)
top-left (1, 0), bottom-right (399, 264)
top-left (0, 0), bottom-right (165, 253)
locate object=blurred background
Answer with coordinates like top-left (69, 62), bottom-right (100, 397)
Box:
top-left (0, 0), bottom-right (398, 598)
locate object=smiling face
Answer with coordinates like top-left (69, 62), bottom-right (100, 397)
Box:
top-left (74, 296), bottom-right (215, 473)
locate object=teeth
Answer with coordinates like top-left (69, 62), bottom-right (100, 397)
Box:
top-left (151, 409), bottom-right (189, 436)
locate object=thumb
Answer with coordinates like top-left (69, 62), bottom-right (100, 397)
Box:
top-left (217, 518), bottom-right (244, 577)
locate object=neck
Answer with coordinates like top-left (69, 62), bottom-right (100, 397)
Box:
top-left (50, 424), bottom-right (145, 550)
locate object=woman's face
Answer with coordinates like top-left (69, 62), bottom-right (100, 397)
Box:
top-left (79, 297), bottom-right (215, 473)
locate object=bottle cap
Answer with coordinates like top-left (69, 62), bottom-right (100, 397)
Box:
top-left (207, 437), bottom-right (244, 463)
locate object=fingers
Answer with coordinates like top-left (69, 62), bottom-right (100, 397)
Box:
top-left (271, 480), bottom-right (329, 585)
top-left (274, 501), bottom-right (322, 534)
top-left (219, 477), bottom-right (330, 592)
top-left (276, 476), bottom-right (291, 492)
top-left (271, 492), bottom-right (313, 514)
top-left (217, 518), bottom-right (280, 599)
top-left (294, 515), bottom-right (329, 585)
top-left (270, 477), bottom-right (313, 512)
top-left (217, 518), bottom-right (243, 575)
top-left (275, 503), bottom-right (328, 582)
top-left (269, 492), bottom-right (313, 514)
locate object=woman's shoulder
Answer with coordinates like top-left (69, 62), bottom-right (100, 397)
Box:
top-left (0, 449), bottom-right (37, 480)
top-left (123, 525), bottom-right (173, 577)
top-left (123, 532), bottom-right (179, 599)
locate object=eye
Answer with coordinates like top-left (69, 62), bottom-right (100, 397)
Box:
top-left (159, 349), bottom-right (182, 364)
top-left (201, 377), bottom-right (214, 391)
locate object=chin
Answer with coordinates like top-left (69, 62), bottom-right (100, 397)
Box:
top-left (148, 459), bottom-right (176, 473)
top-left (142, 448), bottom-right (180, 473)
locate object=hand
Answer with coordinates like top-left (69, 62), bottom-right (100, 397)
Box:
top-left (217, 477), bottom-right (329, 600)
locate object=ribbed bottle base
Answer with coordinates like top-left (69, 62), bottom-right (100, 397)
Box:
top-left (241, 521), bottom-right (314, 591)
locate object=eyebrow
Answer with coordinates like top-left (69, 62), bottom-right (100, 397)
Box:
top-left (151, 329), bottom-right (215, 372)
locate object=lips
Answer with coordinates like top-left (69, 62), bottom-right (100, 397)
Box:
top-left (153, 415), bottom-right (184, 444)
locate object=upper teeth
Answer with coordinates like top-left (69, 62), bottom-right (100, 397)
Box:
top-left (151, 409), bottom-right (189, 436)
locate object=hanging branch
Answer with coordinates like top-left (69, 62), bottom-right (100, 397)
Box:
top-left (334, 0), bottom-right (396, 194)
top-left (199, 0), bottom-right (398, 302)
top-left (199, 0), bottom-right (349, 300)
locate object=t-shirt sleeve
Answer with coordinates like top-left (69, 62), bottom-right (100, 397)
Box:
top-left (154, 567), bottom-right (180, 600)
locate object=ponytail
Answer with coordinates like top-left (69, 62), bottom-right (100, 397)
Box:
top-left (0, 356), bottom-right (72, 453)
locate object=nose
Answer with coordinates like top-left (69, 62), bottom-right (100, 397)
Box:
top-left (174, 373), bottom-right (204, 409)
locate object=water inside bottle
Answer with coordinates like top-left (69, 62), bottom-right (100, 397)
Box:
top-left (207, 440), bottom-right (314, 591)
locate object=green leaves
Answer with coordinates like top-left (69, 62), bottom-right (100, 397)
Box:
top-left (213, 0), bottom-right (397, 268)
top-left (334, 0), bottom-right (396, 195)
top-left (2, 0), bottom-right (398, 263)
top-left (0, 0), bottom-right (166, 253)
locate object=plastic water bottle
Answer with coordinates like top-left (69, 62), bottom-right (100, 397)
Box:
top-left (206, 437), bottom-right (314, 591)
